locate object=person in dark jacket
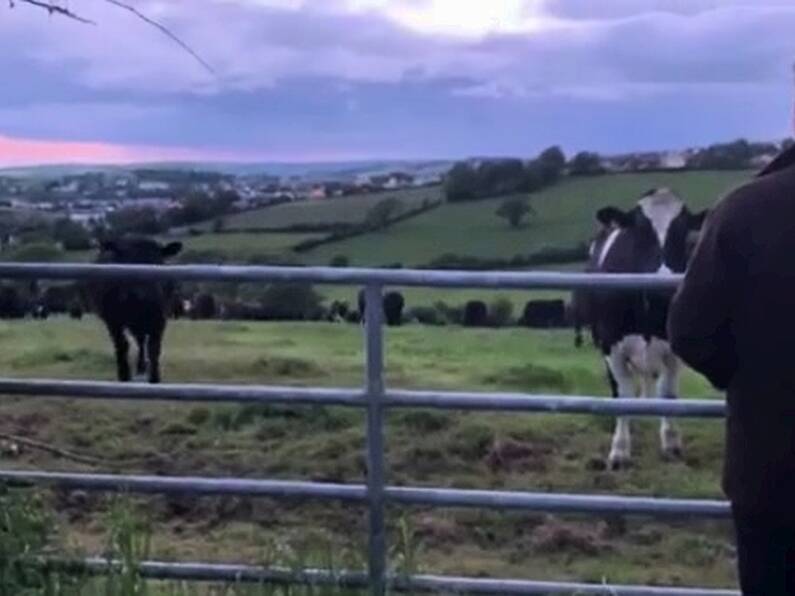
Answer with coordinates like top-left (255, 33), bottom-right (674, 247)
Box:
top-left (668, 142), bottom-right (795, 594)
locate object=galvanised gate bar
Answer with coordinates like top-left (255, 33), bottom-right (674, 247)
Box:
top-left (0, 263), bottom-right (737, 596)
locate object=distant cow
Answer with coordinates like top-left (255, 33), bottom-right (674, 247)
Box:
top-left (521, 300), bottom-right (566, 328)
top-left (90, 237), bottom-right (182, 383)
top-left (358, 289), bottom-right (405, 327)
top-left (574, 188), bottom-right (707, 469)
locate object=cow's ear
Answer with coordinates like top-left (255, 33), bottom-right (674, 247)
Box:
top-left (596, 206), bottom-right (632, 227)
top-left (161, 242), bottom-right (183, 258)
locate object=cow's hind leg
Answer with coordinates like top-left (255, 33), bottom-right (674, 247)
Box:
top-left (606, 346), bottom-right (636, 470)
top-left (147, 322), bottom-right (165, 384)
top-left (658, 352), bottom-right (683, 460)
top-left (133, 332), bottom-right (148, 380)
top-left (106, 324), bottom-right (131, 382)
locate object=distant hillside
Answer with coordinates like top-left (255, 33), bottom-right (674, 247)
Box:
top-left (0, 159), bottom-right (454, 182)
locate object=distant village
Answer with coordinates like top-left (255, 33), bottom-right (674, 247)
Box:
top-left (0, 167), bottom-right (445, 234)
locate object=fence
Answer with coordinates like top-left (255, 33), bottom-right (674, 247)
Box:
top-left (0, 263), bottom-right (737, 596)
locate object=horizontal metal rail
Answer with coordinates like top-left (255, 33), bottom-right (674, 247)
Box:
top-left (0, 471), bottom-right (732, 518)
top-left (0, 378), bottom-right (726, 417)
top-left (46, 558), bottom-right (737, 595)
top-left (0, 262), bottom-right (682, 290)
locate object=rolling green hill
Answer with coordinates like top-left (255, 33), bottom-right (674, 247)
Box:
top-left (301, 170), bottom-right (751, 267)
top-left (222, 186), bottom-right (442, 230)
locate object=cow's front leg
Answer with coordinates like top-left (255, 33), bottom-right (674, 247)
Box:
top-left (606, 350), bottom-right (636, 470)
top-left (658, 353), bottom-right (683, 460)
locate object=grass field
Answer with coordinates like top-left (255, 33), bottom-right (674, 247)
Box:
top-left (0, 317), bottom-right (737, 590)
top-left (178, 231), bottom-right (320, 261)
top-left (222, 186), bottom-right (442, 231)
top-left (301, 170), bottom-right (752, 267)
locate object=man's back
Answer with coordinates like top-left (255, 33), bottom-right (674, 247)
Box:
top-left (669, 150), bottom-right (795, 510)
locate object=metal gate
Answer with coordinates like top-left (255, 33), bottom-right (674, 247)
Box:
top-left (0, 263), bottom-right (737, 595)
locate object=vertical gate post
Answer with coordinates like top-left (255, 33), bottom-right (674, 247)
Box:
top-left (364, 284), bottom-right (387, 596)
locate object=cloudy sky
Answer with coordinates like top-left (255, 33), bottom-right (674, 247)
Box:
top-left (2, 0), bottom-right (795, 165)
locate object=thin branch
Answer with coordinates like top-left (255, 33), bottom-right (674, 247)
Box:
top-left (0, 432), bottom-right (106, 466)
top-left (101, 0), bottom-right (215, 74)
top-left (12, 0), bottom-right (215, 75)
top-left (14, 0), bottom-right (95, 24)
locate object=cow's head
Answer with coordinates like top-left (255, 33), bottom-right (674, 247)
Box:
top-left (596, 188), bottom-right (707, 273)
top-left (99, 237), bottom-right (183, 265)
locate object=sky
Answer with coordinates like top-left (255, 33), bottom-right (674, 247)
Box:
top-left (1, 0), bottom-right (795, 166)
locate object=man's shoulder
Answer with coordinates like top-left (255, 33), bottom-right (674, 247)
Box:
top-left (711, 166), bottom-right (795, 225)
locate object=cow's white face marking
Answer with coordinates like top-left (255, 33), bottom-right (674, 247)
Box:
top-left (597, 228), bottom-right (621, 267)
top-left (638, 188), bottom-right (684, 248)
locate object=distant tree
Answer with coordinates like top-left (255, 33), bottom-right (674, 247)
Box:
top-left (365, 198), bottom-right (402, 230)
top-left (569, 151), bottom-right (605, 176)
top-left (783, 138), bottom-right (795, 151)
top-left (52, 218), bottom-right (92, 251)
top-left (496, 197), bottom-right (535, 229)
top-left (687, 138), bottom-right (753, 170)
top-left (445, 162), bottom-right (480, 202)
top-left (107, 207), bottom-right (163, 236)
top-left (537, 146), bottom-right (566, 184)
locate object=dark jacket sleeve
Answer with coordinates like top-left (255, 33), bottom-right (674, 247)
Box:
top-left (668, 204), bottom-right (742, 390)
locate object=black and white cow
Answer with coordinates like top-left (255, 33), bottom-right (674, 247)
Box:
top-left (575, 188), bottom-right (707, 469)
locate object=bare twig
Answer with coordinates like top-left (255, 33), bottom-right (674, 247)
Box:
top-left (13, 0), bottom-right (95, 24)
top-left (12, 0), bottom-right (214, 74)
top-left (102, 0), bottom-right (215, 74)
top-left (0, 432), bottom-right (105, 466)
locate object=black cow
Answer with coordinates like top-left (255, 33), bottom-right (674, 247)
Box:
top-left (90, 237), bottom-right (182, 384)
top-left (521, 299), bottom-right (566, 328)
top-left (358, 289), bottom-right (405, 327)
top-left (575, 188), bottom-right (706, 469)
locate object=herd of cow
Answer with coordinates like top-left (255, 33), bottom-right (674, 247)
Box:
top-left (0, 186), bottom-right (709, 468)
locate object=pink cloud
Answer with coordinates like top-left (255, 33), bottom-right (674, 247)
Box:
top-left (0, 134), bottom-right (211, 167)
top-left (0, 134), bottom-right (383, 166)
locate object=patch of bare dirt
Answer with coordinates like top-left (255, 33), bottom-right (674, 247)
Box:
top-left (528, 516), bottom-right (611, 556)
top-left (484, 438), bottom-right (551, 473)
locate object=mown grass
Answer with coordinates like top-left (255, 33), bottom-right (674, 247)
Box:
top-left (301, 170), bottom-right (751, 267)
top-left (0, 317), bottom-right (737, 591)
top-left (222, 187), bottom-right (441, 231)
top-left (178, 232), bottom-right (321, 262)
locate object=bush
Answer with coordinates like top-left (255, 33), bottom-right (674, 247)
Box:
top-left (489, 297), bottom-right (514, 327)
top-left (330, 255), bottom-right (350, 268)
top-left (259, 283), bottom-right (324, 321)
top-left (406, 306), bottom-right (444, 326)
top-left (434, 301), bottom-right (463, 325)
top-left (463, 300), bottom-right (488, 327)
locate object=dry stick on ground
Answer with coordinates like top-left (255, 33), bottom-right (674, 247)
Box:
top-left (0, 431), bottom-right (157, 467)
top-left (12, 0), bottom-right (214, 74)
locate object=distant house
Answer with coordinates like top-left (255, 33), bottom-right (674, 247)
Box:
top-left (751, 153), bottom-right (777, 168)
top-left (308, 185), bottom-right (327, 200)
top-left (138, 181), bottom-right (171, 193)
top-left (660, 151), bottom-right (687, 170)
